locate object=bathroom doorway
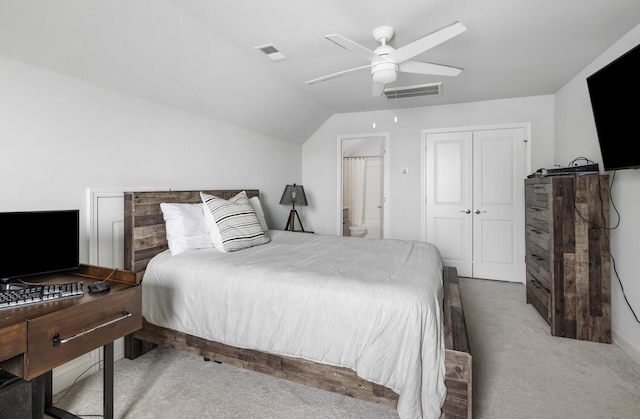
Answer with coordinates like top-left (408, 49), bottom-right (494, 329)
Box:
top-left (338, 133), bottom-right (389, 239)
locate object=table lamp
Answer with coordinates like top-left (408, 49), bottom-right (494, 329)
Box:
top-left (279, 183), bottom-right (308, 232)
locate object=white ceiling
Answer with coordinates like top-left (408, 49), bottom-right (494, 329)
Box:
top-left (1, 0), bottom-right (640, 144)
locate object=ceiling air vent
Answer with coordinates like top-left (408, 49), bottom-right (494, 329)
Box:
top-left (254, 44), bottom-right (288, 62)
top-left (384, 82), bottom-right (442, 99)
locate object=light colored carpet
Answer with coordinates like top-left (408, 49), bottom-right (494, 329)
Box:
top-left (50, 278), bottom-right (640, 418)
top-left (460, 278), bottom-right (640, 419)
top-left (52, 346), bottom-right (398, 419)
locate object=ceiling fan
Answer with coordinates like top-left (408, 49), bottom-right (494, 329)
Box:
top-left (306, 21), bottom-right (467, 96)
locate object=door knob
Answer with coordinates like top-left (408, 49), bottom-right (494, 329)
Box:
top-left (475, 209), bottom-right (487, 214)
top-left (460, 209), bottom-right (471, 214)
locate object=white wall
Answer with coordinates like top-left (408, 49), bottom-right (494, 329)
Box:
top-left (302, 95), bottom-right (554, 239)
top-left (0, 0), bottom-right (328, 144)
top-left (0, 56), bottom-right (301, 263)
top-left (555, 24), bottom-right (640, 363)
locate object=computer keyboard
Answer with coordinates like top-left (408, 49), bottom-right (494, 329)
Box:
top-left (0, 281), bottom-right (84, 309)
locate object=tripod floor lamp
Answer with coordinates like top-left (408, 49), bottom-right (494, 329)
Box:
top-left (279, 183), bottom-right (308, 232)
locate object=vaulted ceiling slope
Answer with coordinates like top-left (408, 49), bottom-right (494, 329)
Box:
top-left (1, 1), bottom-right (640, 144)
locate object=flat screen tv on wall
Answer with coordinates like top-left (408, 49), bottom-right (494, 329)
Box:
top-left (0, 210), bottom-right (79, 281)
top-left (586, 43), bottom-right (640, 171)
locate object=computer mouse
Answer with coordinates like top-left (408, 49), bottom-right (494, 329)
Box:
top-left (88, 281), bottom-right (110, 292)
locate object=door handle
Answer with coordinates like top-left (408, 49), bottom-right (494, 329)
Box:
top-left (475, 209), bottom-right (487, 214)
top-left (459, 209), bottom-right (471, 214)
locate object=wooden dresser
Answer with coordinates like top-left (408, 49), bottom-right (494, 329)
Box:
top-left (524, 174), bottom-right (611, 343)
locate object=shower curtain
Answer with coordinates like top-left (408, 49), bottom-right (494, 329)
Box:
top-left (343, 158), bottom-right (366, 227)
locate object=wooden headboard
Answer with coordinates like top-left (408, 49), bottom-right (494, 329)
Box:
top-left (123, 189), bottom-right (260, 279)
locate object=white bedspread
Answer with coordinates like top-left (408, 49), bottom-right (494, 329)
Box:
top-left (142, 230), bottom-right (446, 419)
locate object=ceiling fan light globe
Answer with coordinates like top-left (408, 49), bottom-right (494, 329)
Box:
top-left (372, 69), bottom-right (397, 84)
top-left (372, 60), bottom-right (398, 84)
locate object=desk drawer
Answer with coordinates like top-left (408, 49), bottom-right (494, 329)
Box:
top-left (25, 286), bottom-right (141, 380)
top-left (0, 322), bottom-right (27, 362)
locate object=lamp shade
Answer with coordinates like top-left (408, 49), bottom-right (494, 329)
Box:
top-left (279, 184), bottom-right (308, 207)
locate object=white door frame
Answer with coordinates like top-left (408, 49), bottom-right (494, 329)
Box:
top-left (337, 132), bottom-right (390, 238)
top-left (420, 123), bottom-right (532, 242)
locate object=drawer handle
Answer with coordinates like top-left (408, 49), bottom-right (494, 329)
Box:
top-left (531, 279), bottom-right (542, 289)
top-left (530, 253), bottom-right (543, 261)
top-left (53, 310), bottom-right (132, 347)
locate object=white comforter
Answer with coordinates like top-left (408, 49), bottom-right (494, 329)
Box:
top-left (142, 230), bottom-right (446, 419)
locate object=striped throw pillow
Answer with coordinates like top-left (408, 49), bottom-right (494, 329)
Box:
top-left (200, 191), bottom-right (270, 252)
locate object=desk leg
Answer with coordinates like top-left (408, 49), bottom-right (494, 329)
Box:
top-left (43, 369), bottom-right (79, 418)
top-left (31, 374), bottom-right (45, 419)
top-left (104, 342), bottom-right (114, 419)
top-left (41, 343), bottom-right (115, 419)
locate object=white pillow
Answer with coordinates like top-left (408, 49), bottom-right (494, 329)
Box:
top-left (160, 202), bottom-right (214, 255)
top-left (201, 191), bottom-right (271, 252)
top-left (199, 200), bottom-right (224, 251)
top-left (249, 196), bottom-right (269, 231)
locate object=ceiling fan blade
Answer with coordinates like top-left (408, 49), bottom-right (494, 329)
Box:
top-left (390, 21), bottom-right (467, 63)
top-left (306, 65), bottom-right (370, 85)
top-left (399, 60), bottom-right (463, 77)
top-left (325, 34), bottom-right (379, 62)
top-left (372, 81), bottom-right (386, 97)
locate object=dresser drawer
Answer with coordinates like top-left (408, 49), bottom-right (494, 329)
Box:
top-left (526, 248), bottom-right (550, 279)
top-left (0, 322), bottom-right (27, 362)
top-left (525, 206), bottom-right (550, 232)
top-left (525, 225), bottom-right (551, 287)
top-left (526, 224), bottom-right (550, 252)
top-left (525, 183), bottom-right (550, 208)
top-left (526, 261), bottom-right (551, 292)
top-left (526, 272), bottom-right (550, 325)
top-left (25, 285), bottom-right (141, 380)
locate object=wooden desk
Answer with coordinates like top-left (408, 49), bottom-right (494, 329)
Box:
top-left (0, 265), bottom-right (142, 418)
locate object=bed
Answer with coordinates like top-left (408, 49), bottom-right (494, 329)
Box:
top-left (122, 189), bottom-right (471, 419)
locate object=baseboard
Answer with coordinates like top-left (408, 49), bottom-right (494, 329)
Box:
top-left (612, 329), bottom-right (640, 366)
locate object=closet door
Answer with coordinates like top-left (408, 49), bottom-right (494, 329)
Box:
top-left (425, 131), bottom-right (473, 276)
top-left (471, 128), bottom-right (526, 282)
top-left (425, 127), bottom-right (526, 282)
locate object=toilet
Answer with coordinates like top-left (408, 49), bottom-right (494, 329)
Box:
top-left (348, 226), bottom-right (367, 238)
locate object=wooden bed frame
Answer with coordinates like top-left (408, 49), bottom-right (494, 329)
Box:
top-left (122, 190), bottom-right (472, 419)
